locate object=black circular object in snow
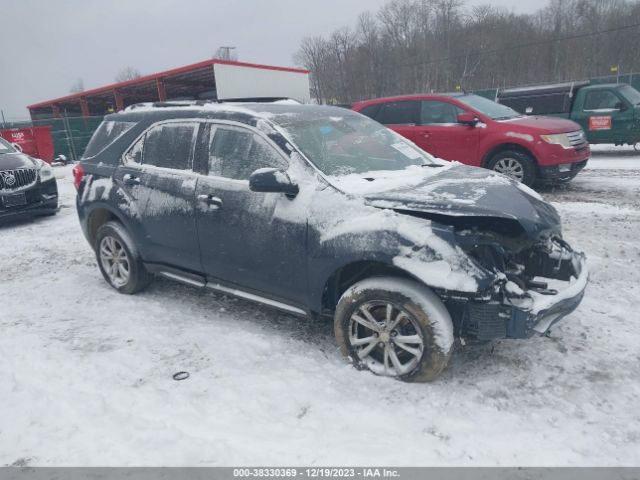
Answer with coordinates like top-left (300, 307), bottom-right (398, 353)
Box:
top-left (173, 371), bottom-right (190, 381)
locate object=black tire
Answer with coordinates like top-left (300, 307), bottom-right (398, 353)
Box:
top-left (94, 221), bottom-right (152, 294)
top-left (487, 149), bottom-right (537, 186)
top-left (334, 277), bottom-right (453, 382)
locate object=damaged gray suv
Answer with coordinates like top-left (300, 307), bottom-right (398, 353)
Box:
top-left (74, 102), bottom-right (588, 382)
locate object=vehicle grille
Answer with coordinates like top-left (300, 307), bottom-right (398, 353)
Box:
top-left (0, 168), bottom-right (37, 191)
top-left (567, 130), bottom-right (588, 149)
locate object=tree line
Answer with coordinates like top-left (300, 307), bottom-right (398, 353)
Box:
top-left (293, 0), bottom-right (640, 104)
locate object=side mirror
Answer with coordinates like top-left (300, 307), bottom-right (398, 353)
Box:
top-left (249, 168), bottom-right (299, 196)
top-left (457, 113), bottom-right (479, 126)
top-left (11, 143), bottom-right (23, 152)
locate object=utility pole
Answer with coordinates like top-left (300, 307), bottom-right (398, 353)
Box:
top-left (216, 46), bottom-right (237, 61)
top-left (1, 109), bottom-right (6, 129)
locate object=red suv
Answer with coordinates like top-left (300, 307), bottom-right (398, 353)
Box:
top-left (352, 93), bottom-right (590, 186)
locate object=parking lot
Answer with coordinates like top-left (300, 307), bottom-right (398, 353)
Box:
top-left (1, 150), bottom-right (639, 466)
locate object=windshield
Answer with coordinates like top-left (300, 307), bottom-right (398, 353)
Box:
top-left (270, 108), bottom-right (436, 176)
top-left (456, 94), bottom-right (522, 120)
top-left (618, 84), bottom-right (640, 106)
top-left (0, 137), bottom-right (17, 154)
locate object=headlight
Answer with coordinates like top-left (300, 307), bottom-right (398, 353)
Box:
top-left (36, 159), bottom-right (54, 182)
top-left (540, 133), bottom-right (572, 149)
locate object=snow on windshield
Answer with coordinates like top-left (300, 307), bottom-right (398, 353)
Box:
top-left (265, 108), bottom-right (438, 176)
top-left (328, 164), bottom-right (452, 195)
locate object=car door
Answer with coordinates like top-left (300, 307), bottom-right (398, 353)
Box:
top-left (194, 122), bottom-right (308, 306)
top-left (372, 100), bottom-right (420, 143)
top-left (576, 89), bottom-right (633, 143)
top-left (114, 121), bottom-right (201, 272)
top-left (412, 100), bottom-right (480, 165)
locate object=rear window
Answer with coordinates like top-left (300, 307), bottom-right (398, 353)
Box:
top-left (83, 120), bottom-right (136, 158)
top-left (584, 90), bottom-right (620, 110)
top-left (376, 101), bottom-right (418, 125)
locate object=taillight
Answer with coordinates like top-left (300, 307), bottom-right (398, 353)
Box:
top-left (72, 163), bottom-right (84, 191)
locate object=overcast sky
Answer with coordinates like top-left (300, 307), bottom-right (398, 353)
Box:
top-left (1, 0), bottom-right (540, 120)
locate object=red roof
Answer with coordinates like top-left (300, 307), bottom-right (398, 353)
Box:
top-left (27, 58), bottom-right (309, 109)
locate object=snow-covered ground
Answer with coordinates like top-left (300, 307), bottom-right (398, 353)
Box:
top-left (588, 144), bottom-right (640, 169)
top-left (1, 151), bottom-right (639, 467)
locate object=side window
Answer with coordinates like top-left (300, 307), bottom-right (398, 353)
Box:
top-left (124, 134), bottom-right (144, 165)
top-left (584, 91), bottom-right (620, 110)
top-left (420, 101), bottom-right (465, 125)
top-left (358, 104), bottom-right (382, 120)
top-left (143, 122), bottom-right (198, 170)
top-left (376, 101), bottom-right (418, 125)
top-left (208, 126), bottom-right (288, 180)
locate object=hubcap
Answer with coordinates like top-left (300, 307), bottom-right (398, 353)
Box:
top-left (493, 158), bottom-right (525, 181)
top-left (99, 236), bottom-right (130, 288)
top-left (348, 302), bottom-right (424, 377)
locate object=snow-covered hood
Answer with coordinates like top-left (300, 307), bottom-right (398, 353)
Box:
top-left (353, 164), bottom-right (561, 238)
top-left (0, 152), bottom-right (37, 170)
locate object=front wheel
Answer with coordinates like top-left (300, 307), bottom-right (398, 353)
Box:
top-left (487, 150), bottom-right (537, 186)
top-left (334, 277), bottom-right (454, 382)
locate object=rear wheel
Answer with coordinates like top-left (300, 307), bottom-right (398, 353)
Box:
top-left (334, 277), bottom-right (453, 382)
top-left (487, 150), bottom-right (537, 186)
top-left (95, 221), bottom-right (152, 294)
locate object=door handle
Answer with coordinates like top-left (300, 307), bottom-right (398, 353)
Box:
top-left (123, 173), bottom-right (140, 186)
top-left (420, 132), bottom-right (431, 138)
top-left (198, 194), bottom-right (223, 209)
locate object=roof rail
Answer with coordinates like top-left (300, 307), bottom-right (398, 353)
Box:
top-left (123, 97), bottom-right (298, 112)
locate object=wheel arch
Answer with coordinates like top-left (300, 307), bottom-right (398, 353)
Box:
top-left (85, 203), bottom-right (133, 247)
top-left (481, 142), bottom-right (538, 168)
top-left (319, 260), bottom-right (431, 316)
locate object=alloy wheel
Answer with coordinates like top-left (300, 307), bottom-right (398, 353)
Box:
top-left (349, 302), bottom-right (425, 377)
top-left (99, 236), bottom-right (130, 288)
top-left (493, 157), bottom-right (525, 181)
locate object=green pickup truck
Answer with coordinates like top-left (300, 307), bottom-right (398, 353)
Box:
top-left (496, 82), bottom-right (640, 148)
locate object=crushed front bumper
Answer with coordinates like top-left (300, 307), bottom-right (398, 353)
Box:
top-left (453, 244), bottom-right (588, 340)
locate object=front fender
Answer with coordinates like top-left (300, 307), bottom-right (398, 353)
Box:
top-left (307, 207), bottom-right (494, 312)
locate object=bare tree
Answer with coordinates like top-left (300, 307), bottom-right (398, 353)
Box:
top-left (114, 67), bottom-right (142, 83)
top-left (293, 0), bottom-right (640, 104)
top-left (294, 36), bottom-right (329, 102)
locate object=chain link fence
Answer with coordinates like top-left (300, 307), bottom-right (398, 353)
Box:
top-left (1, 114), bottom-right (104, 161)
